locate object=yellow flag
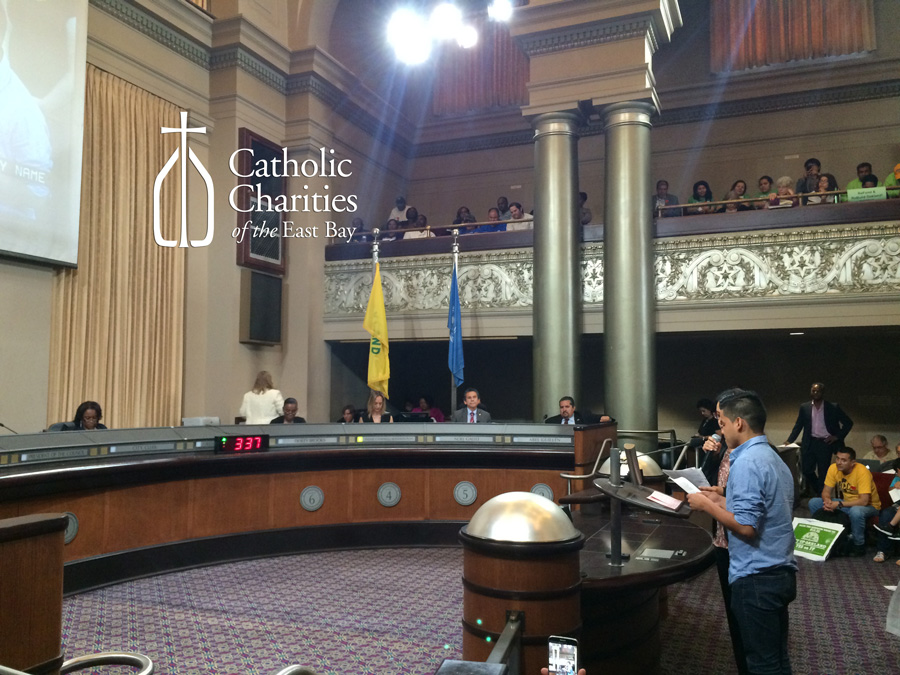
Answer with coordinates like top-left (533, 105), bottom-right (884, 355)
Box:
top-left (363, 263), bottom-right (390, 398)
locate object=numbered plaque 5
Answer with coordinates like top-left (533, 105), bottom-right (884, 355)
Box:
top-left (453, 480), bottom-right (477, 506)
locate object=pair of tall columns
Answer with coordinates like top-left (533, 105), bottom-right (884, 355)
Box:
top-left (532, 104), bottom-right (656, 441)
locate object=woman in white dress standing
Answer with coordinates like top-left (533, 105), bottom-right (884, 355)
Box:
top-left (239, 371), bottom-right (284, 424)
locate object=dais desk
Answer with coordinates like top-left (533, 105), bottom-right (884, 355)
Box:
top-left (0, 423), bottom-right (613, 593)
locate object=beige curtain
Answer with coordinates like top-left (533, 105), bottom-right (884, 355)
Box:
top-left (48, 66), bottom-right (184, 429)
top-left (710, 0), bottom-right (876, 72)
top-left (432, 17), bottom-right (528, 116)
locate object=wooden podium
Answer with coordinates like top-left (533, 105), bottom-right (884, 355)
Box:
top-left (0, 513), bottom-right (67, 675)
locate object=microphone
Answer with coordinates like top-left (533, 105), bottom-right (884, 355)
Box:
top-left (0, 421), bottom-right (19, 434)
top-left (711, 433), bottom-right (721, 443)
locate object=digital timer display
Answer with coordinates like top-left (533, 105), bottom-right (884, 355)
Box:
top-left (215, 435), bottom-right (270, 454)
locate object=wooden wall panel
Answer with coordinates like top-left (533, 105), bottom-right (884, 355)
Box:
top-left (190, 475), bottom-right (270, 538)
top-left (104, 481), bottom-right (192, 553)
top-left (427, 468), bottom-right (565, 520)
top-left (15, 491), bottom-right (107, 562)
top-left (270, 470), bottom-right (351, 528)
top-left (349, 469), bottom-right (428, 522)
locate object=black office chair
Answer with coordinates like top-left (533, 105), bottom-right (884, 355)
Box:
top-left (45, 422), bottom-right (77, 432)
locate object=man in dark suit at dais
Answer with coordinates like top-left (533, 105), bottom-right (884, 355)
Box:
top-left (545, 396), bottom-right (612, 426)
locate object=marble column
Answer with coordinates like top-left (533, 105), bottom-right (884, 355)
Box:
top-left (602, 102), bottom-right (656, 449)
top-left (532, 112), bottom-right (582, 421)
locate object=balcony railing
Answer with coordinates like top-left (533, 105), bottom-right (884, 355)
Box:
top-left (323, 199), bottom-right (900, 318)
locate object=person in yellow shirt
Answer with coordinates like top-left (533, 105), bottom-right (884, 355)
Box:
top-left (807, 447), bottom-right (880, 556)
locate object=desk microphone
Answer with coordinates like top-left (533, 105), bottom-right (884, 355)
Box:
top-left (0, 421), bottom-right (19, 434)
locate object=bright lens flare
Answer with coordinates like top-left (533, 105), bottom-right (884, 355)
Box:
top-left (430, 3), bottom-right (463, 40)
top-left (456, 24), bottom-right (478, 49)
top-left (488, 0), bottom-right (514, 22)
top-left (388, 8), bottom-right (433, 65)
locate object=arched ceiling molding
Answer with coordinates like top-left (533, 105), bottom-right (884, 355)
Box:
top-left (287, 0), bottom-right (339, 52)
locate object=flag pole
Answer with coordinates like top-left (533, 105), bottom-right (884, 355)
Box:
top-left (450, 228), bottom-right (460, 411)
top-left (371, 227), bottom-right (380, 269)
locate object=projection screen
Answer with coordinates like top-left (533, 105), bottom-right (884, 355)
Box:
top-left (0, 0), bottom-right (88, 266)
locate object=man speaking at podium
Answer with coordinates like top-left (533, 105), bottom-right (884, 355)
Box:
top-left (687, 389), bottom-right (797, 675)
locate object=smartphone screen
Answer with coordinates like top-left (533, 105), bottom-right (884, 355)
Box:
top-left (548, 635), bottom-right (578, 675)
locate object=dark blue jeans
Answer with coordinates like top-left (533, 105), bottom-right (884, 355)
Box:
top-left (730, 567), bottom-right (797, 675)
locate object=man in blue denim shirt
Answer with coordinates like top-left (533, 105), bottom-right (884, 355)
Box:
top-left (688, 389), bottom-right (797, 675)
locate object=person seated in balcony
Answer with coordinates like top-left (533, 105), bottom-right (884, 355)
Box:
top-left (686, 180), bottom-right (714, 214)
top-left (846, 162), bottom-right (882, 190)
top-left (722, 190), bottom-right (748, 213)
top-left (807, 173), bottom-right (839, 205)
top-left (579, 191), bottom-right (593, 225)
top-left (347, 216), bottom-right (371, 242)
top-left (452, 206), bottom-right (477, 234)
top-left (381, 218), bottom-right (401, 242)
top-left (721, 180), bottom-right (748, 207)
top-left (885, 163), bottom-right (899, 195)
top-left (751, 175), bottom-right (776, 209)
top-left (841, 163), bottom-right (884, 202)
top-left (388, 195), bottom-right (412, 222)
top-left (795, 157), bottom-right (821, 203)
top-left (398, 207), bottom-right (420, 237)
top-left (73, 401), bottom-right (107, 430)
top-left (861, 174), bottom-right (880, 189)
top-left (496, 195), bottom-right (512, 220)
top-left (767, 176), bottom-right (798, 209)
top-left (506, 201), bottom-right (533, 231)
top-left (652, 179), bottom-right (681, 217)
top-left (404, 212), bottom-right (435, 239)
top-left (473, 207), bottom-right (506, 233)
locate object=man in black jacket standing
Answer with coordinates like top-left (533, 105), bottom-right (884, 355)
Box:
top-left (785, 382), bottom-right (853, 496)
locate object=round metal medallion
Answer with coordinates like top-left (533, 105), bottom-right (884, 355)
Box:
top-left (453, 480), bottom-right (477, 506)
top-left (530, 483), bottom-right (554, 501)
top-left (64, 512), bottom-right (79, 544)
top-left (300, 486), bottom-right (325, 512)
top-left (377, 482), bottom-right (402, 507)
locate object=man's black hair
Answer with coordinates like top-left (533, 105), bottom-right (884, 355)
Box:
top-left (835, 447), bottom-right (857, 461)
top-left (717, 388), bottom-right (767, 433)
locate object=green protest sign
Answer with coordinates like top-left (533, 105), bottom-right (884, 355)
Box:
top-left (793, 517), bottom-right (844, 561)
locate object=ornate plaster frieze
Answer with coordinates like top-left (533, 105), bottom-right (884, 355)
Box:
top-left (90, 0), bottom-right (209, 68)
top-left (210, 46), bottom-right (286, 92)
top-left (324, 224), bottom-right (900, 316)
top-left (325, 249), bottom-right (535, 315)
top-left (652, 224), bottom-right (900, 302)
top-left (516, 19), bottom-right (658, 57)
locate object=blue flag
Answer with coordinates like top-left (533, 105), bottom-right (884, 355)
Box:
top-left (448, 262), bottom-right (464, 387)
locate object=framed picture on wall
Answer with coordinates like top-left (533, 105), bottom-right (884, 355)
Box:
top-left (235, 128), bottom-right (285, 274)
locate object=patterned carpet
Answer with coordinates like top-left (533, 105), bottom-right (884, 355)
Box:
top-left (62, 545), bottom-right (900, 675)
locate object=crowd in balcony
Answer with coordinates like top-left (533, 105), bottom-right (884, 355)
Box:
top-left (347, 192), bottom-right (590, 242)
top-left (341, 159), bottom-right (898, 243)
top-left (655, 159), bottom-right (900, 217)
